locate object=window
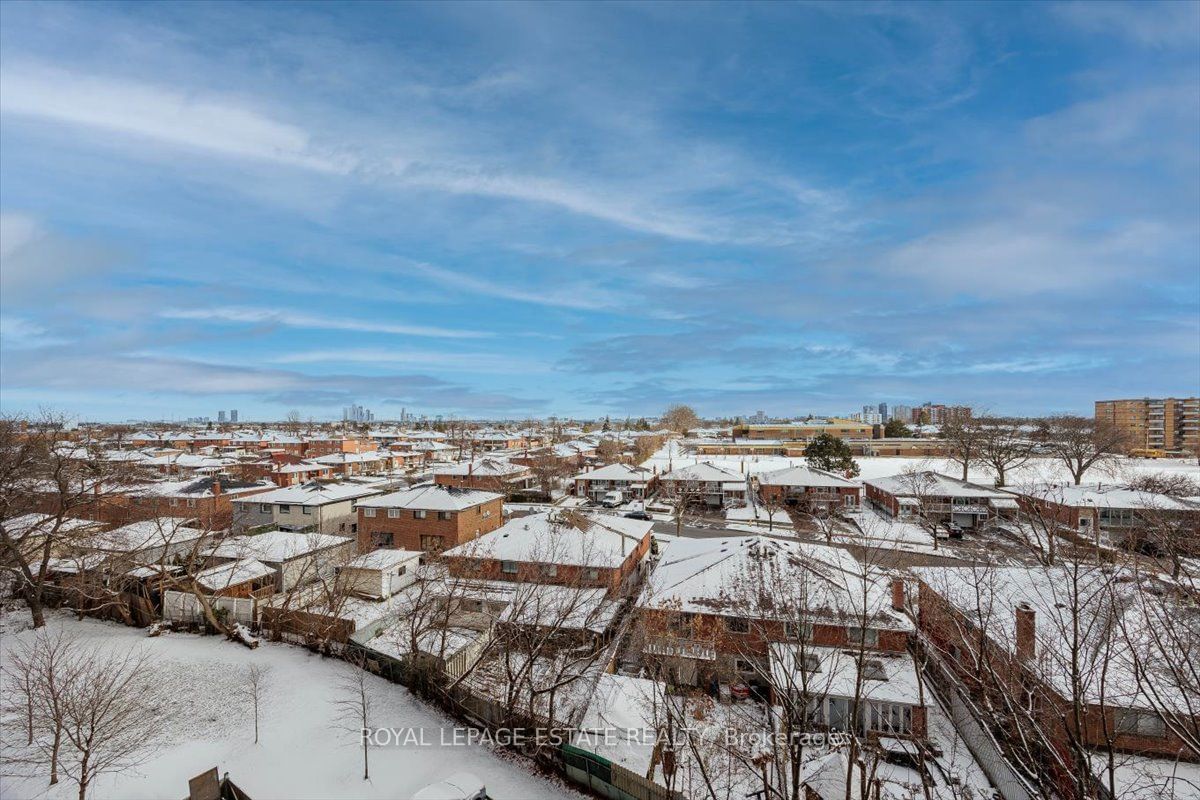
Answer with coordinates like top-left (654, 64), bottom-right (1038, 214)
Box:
top-left (387, 508), bottom-right (400, 518)
top-left (668, 612), bottom-right (694, 636)
top-left (369, 531), bottom-right (393, 549)
top-left (847, 627), bottom-right (878, 647)
top-left (725, 616), bottom-right (749, 633)
top-left (541, 563), bottom-right (558, 578)
top-left (420, 534), bottom-right (444, 551)
top-left (301, 506), bottom-right (312, 515)
top-left (734, 659), bottom-right (755, 673)
top-left (501, 560), bottom-right (518, 574)
top-left (1115, 709), bottom-right (1166, 738)
top-left (260, 503), bottom-right (271, 513)
top-left (438, 511), bottom-right (452, 521)
top-left (414, 510), bottom-right (427, 520)
top-left (585, 567), bottom-right (600, 581)
top-left (186, 498), bottom-right (197, 508)
top-left (800, 652), bottom-right (822, 673)
top-left (363, 508), bottom-right (376, 518)
top-left (785, 621), bottom-right (812, 641)
top-left (862, 659), bottom-right (889, 681)
top-left (396, 565), bottom-right (407, 576)
top-left (482, 509), bottom-right (492, 518)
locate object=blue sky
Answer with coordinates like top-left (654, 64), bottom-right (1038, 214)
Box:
top-left (1, 1), bottom-right (1197, 422)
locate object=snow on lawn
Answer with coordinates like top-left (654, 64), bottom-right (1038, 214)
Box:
top-left (642, 441), bottom-right (1200, 488)
top-left (0, 613), bottom-right (583, 800)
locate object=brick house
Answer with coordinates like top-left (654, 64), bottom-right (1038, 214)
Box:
top-left (441, 510), bottom-right (653, 598)
top-left (864, 471), bottom-right (1018, 530)
top-left (122, 476), bottom-right (276, 529)
top-left (572, 463), bottom-right (656, 501)
top-left (1014, 482), bottom-right (1200, 543)
top-left (433, 457), bottom-right (534, 496)
top-left (637, 536), bottom-right (913, 682)
top-left (913, 564), bottom-right (1199, 797)
top-left (755, 465), bottom-right (861, 510)
top-left (657, 461), bottom-right (745, 508)
top-left (354, 484), bottom-right (503, 553)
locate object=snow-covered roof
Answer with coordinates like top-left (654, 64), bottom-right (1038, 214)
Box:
top-left (1018, 482), bottom-right (1198, 512)
top-left (912, 564), bottom-right (1194, 713)
top-left (357, 484), bottom-right (502, 511)
top-left (768, 644), bottom-right (922, 706)
top-left (1, 513), bottom-right (102, 539)
top-left (194, 557), bottom-right (275, 591)
top-left (248, 482), bottom-right (386, 506)
top-left (574, 673), bottom-right (661, 774)
top-left (128, 477), bottom-right (274, 498)
top-left (311, 451), bottom-right (390, 465)
top-left (864, 471), bottom-right (1010, 499)
top-left (343, 549), bottom-right (423, 571)
top-left (82, 519), bottom-right (206, 554)
top-left (640, 536), bottom-right (910, 631)
top-left (496, 584), bottom-right (618, 633)
top-left (572, 463), bottom-right (653, 482)
top-left (207, 530), bottom-right (352, 563)
top-left (444, 511), bottom-right (651, 568)
top-left (434, 457), bottom-right (527, 477)
top-left (757, 465), bottom-right (858, 489)
top-left (659, 461), bottom-right (744, 483)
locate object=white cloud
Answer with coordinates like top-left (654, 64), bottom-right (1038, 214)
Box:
top-left (0, 64), bottom-right (353, 173)
top-left (271, 348), bottom-right (549, 373)
top-left (159, 306), bottom-right (490, 339)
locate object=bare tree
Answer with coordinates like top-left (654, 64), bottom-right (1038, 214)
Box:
top-left (976, 416), bottom-right (1035, 487)
top-left (939, 409), bottom-right (983, 482)
top-left (1037, 415), bottom-right (1127, 486)
top-left (59, 645), bottom-right (155, 800)
top-left (0, 414), bottom-right (142, 628)
top-left (242, 663), bottom-right (268, 744)
top-left (333, 652), bottom-right (375, 781)
top-left (662, 405), bottom-right (700, 436)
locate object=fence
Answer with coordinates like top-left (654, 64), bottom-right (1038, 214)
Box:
top-left (163, 590), bottom-right (261, 626)
top-left (920, 642), bottom-right (1037, 800)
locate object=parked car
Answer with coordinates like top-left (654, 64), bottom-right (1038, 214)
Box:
top-left (624, 510), bottom-right (652, 521)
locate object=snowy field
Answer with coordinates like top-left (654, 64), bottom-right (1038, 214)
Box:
top-left (643, 441), bottom-right (1200, 488)
top-left (0, 613), bottom-right (582, 800)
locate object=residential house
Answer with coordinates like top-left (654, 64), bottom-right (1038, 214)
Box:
top-left (572, 463), bottom-right (655, 502)
top-left (637, 536), bottom-right (912, 686)
top-left (204, 529), bottom-right (354, 593)
top-left (657, 462), bottom-right (745, 508)
top-left (864, 471), bottom-right (1017, 530)
top-left (355, 484), bottom-right (504, 553)
top-left (756, 465), bottom-right (861, 510)
top-left (441, 510), bottom-right (653, 597)
top-left (434, 457), bottom-right (534, 496)
top-left (233, 480), bottom-right (388, 535)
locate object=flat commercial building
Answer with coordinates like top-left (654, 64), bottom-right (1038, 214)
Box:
top-left (731, 418), bottom-right (873, 442)
top-left (1095, 397), bottom-right (1200, 456)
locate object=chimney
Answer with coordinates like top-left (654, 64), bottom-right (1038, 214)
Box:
top-left (891, 577), bottom-right (905, 611)
top-left (1015, 603), bottom-right (1036, 663)
top-left (212, 476), bottom-right (222, 496)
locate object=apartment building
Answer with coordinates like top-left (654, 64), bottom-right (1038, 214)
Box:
top-left (1095, 397), bottom-right (1200, 456)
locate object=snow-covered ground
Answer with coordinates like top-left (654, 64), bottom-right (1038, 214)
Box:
top-left (0, 613), bottom-right (582, 800)
top-left (642, 440), bottom-right (1200, 488)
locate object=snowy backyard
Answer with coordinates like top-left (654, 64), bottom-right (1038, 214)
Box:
top-left (0, 612), bottom-right (581, 800)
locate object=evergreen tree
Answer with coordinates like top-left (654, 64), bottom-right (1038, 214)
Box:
top-left (805, 433), bottom-right (860, 477)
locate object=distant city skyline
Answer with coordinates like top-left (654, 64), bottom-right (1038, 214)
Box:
top-left (1, 2), bottom-right (1196, 421)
